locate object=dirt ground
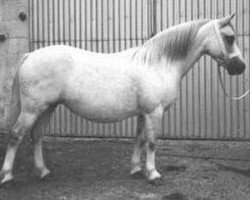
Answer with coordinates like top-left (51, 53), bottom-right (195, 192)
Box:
top-left (1, 137), bottom-right (250, 200)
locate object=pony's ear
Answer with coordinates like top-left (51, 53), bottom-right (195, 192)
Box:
top-left (219, 13), bottom-right (235, 27)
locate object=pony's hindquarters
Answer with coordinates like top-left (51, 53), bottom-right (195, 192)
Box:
top-left (0, 53), bottom-right (57, 184)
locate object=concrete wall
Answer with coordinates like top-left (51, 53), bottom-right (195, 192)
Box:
top-left (0, 0), bottom-right (29, 132)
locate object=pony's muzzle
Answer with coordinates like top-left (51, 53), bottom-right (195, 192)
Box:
top-left (225, 56), bottom-right (246, 75)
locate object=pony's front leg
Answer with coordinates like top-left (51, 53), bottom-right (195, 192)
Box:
top-left (131, 114), bottom-right (146, 178)
top-left (144, 106), bottom-right (163, 184)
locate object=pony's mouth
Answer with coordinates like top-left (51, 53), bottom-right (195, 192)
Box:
top-left (226, 57), bottom-right (246, 75)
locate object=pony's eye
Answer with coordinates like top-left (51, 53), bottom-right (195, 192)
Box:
top-left (224, 35), bottom-right (235, 45)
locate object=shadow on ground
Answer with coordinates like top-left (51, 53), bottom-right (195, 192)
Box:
top-left (216, 163), bottom-right (250, 177)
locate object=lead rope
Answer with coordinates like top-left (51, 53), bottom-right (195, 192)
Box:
top-left (217, 66), bottom-right (249, 100)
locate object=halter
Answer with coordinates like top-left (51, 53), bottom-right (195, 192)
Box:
top-left (213, 20), bottom-right (241, 59)
top-left (214, 20), bottom-right (249, 100)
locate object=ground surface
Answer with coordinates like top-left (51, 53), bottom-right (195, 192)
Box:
top-left (1, 138), bottom-right (250, 200)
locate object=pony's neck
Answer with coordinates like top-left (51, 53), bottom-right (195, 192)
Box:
top-left (140, 20), bottom-right (209, 78)
top-left (178, 33), bottom-right (206, 77)
top-left (159, 24), bottom-right (209, 79)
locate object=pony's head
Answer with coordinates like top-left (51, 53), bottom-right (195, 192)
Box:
top-left (202, 14), bottom-right (246, 75)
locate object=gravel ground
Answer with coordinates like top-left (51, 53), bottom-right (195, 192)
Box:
top-left (0, 137), bottom-right (250, 200)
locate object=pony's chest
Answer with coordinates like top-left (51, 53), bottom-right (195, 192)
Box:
top-left (158, 74), bottom-right (180, 107)
top-left (138, 71), bottom-right (180, 111)
top-left (161, 80), bottom-right (180, 107)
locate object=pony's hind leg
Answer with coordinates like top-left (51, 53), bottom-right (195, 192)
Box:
top-left (0, 111), bottom-right (40, 184)
top-left (131, 114), bottom-right (146, 178)
top-left (31, 106), bottom-right (55, 179)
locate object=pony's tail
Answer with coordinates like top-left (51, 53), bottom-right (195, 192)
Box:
top-left (6, 54), bottom-right (30, 132)
top-left (7, 72), bottom-right (21, 131)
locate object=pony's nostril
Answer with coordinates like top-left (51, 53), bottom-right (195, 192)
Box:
top-left (242, 64), bottom-right (246, 72)
top-left (237, 61), bottom-right (246, 73)
top-left (226, 57), bottom-right (246, 75)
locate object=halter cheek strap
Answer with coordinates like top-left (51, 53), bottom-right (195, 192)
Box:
top-left (214, 20), bottom-right (227, 56)
top-left (214, 20), bottom-right (249, 100)
top-left (213, 20), bottom-right (240, 59)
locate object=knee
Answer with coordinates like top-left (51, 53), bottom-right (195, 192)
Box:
top-left (148, 141), bottom-right (156, 151)
top-left (139, 139), bottom-right (146, 148)
top-left (9, 128), bottom-right (23, 146)
top-left (30, 134), bottom-right (37, 145)
top-left (9, 135), bottom-right (22, 147)
top-left (30, 134), bottom-right (42, 145)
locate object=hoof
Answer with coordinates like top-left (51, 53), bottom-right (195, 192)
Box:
top-left (147, 169), bottom-right (163, 186)
top-left (39, 173), bottom-right (52, 182)
top-left (149, 177), bottom-right (164, 186)
top-left (35, 167), bottom-right (51, 181)
top-left (0, 170), bottom-right (14, 187)
top-left (131, 170), bottom-right (145, 179)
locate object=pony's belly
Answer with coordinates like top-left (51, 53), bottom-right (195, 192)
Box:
top-left (65, 100), bottom-right (139, 122)
top-left (63, 67), bottom-right (140, 122)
